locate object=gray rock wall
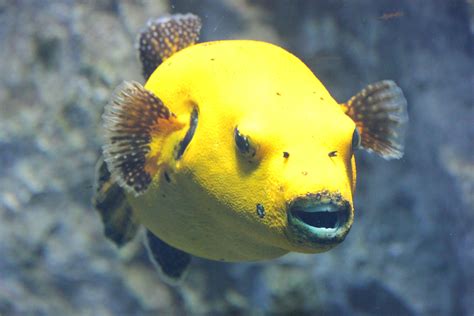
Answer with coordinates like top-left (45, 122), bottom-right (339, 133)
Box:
top-left (0, 0), bottom-right (472, 315)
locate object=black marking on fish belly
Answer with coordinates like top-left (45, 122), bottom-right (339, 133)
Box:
top-left (137, 14), bottom-right (202, 80)
top-left (164, 171), bottom-right (171, 183)
top-left (328, 151), bottom-right (338, 157)
top-left (283, 151), bottom-right (290, 158)
top-left (256, 203), bottom-right (265, 218)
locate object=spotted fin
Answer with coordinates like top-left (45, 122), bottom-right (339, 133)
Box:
top-left (144, 230), bottom-right (192, 284)
top-left (137, 13), bottom-right (202, 80)
top-left (92, 158), bottom-right (139, 246)
top-left (102, 81), bottom-right (185, 196)
top-left (342, 80), bottom-right (408, 159)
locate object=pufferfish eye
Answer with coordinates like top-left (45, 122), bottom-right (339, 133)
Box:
top-left (234, 127), bottom-right (257, 159)
top-left (352, 128), bottom-right (361, 151)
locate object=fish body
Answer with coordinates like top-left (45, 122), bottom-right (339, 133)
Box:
top-left (134, 40), bottom-right (356, 261)
top-left (94, 14), bottom-right (408, 281)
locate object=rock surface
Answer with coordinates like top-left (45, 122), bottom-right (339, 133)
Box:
top-left (0, 0), bottom-right (472, 315)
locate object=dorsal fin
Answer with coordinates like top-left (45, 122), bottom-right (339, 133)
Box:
top-left (342, 80), bottom-right (408, 159)
top-left (137, 13), bottom-right (202, 80)
top-left (102, 81), bottom-right (185, 196)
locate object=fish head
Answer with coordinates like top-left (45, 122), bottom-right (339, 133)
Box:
top-left (175, 88), bottom-right (359, 255)
top-left (233, 100), bottom-right (358, 253)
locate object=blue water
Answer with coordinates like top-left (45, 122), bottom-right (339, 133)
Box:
top-left (0, 1), bottom-right (472, 315)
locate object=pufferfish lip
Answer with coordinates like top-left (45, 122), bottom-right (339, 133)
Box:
top-left (287, 192), bottom-right (353, 246)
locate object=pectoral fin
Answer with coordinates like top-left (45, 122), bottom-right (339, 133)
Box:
top-left (137, 14), bottom-right (202, 80)
top-left (102, 81), bottom-right (185, 196)
top-left (145, 230), bottom-right (192, 284)
top-left (342, 80), bottom-right (408, 159)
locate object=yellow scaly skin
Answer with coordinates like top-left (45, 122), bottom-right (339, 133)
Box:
top-left (128, 40), bottom-right (357, 261)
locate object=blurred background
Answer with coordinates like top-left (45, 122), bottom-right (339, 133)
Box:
top-left (0, 0), bottom-right (473, 315)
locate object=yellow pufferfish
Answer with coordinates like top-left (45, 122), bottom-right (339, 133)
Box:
top-left (93, 13), bottom-right (408, 282)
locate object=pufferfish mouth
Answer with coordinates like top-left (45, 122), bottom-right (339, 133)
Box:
top-left (287, 191), bottom-right (353, 246)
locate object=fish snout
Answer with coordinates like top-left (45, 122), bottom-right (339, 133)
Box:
top-left (287, 191), bottom-right (353, 249)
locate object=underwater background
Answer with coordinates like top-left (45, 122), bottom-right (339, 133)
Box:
top-left (0, 0), bottom-right (473, 315)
